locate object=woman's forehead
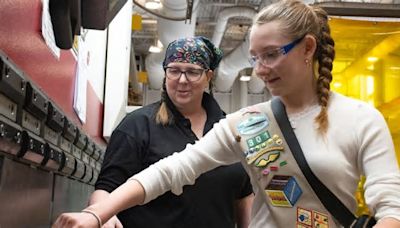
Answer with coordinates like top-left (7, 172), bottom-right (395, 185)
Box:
top-left (167, 62), bottom-right (202, 69)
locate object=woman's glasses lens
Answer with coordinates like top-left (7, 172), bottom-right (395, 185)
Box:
top-left (165, 67), bottom-right (206, 82)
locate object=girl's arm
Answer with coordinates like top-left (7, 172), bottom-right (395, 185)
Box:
top-left (52, 180), bottom-right (145, 228)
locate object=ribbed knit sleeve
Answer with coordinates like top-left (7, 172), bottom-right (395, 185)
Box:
top-left (129, 118), bottom-right (242, 204)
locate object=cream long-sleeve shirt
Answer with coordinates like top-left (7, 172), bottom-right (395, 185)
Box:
top-left (131, 92), bottom-right (400, 227)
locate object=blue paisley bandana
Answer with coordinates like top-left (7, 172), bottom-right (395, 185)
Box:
top-left (163, 36), bottom-right (223, 70)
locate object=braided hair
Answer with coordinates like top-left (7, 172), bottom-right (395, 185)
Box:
top-left (254, 0), bottom-right (335, 134)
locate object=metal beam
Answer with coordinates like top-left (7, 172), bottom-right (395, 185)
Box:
top-left (312, 2), bottom-right (400, 18)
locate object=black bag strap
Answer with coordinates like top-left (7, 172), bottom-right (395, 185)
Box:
top-left (271, 98), bottom-right (356, 227)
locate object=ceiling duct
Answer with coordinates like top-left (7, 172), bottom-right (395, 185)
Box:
top-left (211, 6), bottom-right (259, 93)
top-left (212, 6), bottom-right (257, 47)
top-left (144, 0), bottom-right (199, 90)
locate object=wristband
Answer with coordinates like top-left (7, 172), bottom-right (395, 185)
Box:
top-left (81, 209), bottom-right (102, 228)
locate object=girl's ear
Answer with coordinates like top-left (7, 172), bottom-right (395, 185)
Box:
top-left (304, 34), bottom-right (317, 60)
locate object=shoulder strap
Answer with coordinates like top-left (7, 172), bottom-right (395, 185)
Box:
top-left (270, 98), bottom-right (356, 227)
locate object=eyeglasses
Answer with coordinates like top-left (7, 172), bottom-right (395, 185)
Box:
top-left (165, 67), bottom-right (208, 82)
top-left (249, 36), bottom-right (304, 68)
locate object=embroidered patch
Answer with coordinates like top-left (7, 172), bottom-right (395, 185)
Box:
top-left (246, 131), bottom-right (271, 148)
top-left (262, 168), bottom-right (270, 175)
top-left (313, 210), bottom-right (329, 228)
top-left (265, 175), bottom-right (302, 207)
top-left (296, 208), bottom-right (329, 228)
top-left (254, 151), bottom-right (279, 168)
top-left (244, 133), bottom-right (284, 167)
top-left (297, 207), bottom-right (312, 226)
top-left (236, 114), bottom-right (269, 135)
top-left (239, 105), bottom-right (261, 115)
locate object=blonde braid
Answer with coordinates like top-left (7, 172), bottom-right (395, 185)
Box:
top-left (313, 7), bottom-right (335, 134)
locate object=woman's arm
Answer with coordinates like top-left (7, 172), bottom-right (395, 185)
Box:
top-left (235, 193), bottom-right (254, 228)
top-left (52, 180), bottom-right (145, 228)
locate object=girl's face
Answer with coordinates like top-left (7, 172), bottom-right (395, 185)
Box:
top-left (165, 62), bottom-right (212, 109)
top-left (249, 21), bottom-right (315, 98)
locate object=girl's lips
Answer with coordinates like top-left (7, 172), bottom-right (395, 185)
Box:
top-left (267, 77), bottom-right (279, 83)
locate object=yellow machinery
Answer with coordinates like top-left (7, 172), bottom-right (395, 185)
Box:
top-left (329, 17), bottom-right (400, 215)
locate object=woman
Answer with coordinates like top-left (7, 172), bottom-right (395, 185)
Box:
top-left (84, 36), bottom-right (253, 228)
top-left (53, 1), bottom-right (400, 227)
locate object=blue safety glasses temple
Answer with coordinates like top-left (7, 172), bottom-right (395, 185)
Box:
top-left (280, 36), bottom-right (304, 54)
top-left (249, 36), bottom-right (305, 67)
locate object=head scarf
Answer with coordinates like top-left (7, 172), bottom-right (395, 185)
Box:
top-left (162, 36), bottom-right (223, 70)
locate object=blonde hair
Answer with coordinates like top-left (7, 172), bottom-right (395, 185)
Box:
top-left (254, 0), bottom-right (335, 134)
top-left (155, 78), bottom-right (172, 125)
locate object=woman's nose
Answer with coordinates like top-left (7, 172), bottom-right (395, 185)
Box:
top-left (178, 72), bottom-right (189, 83)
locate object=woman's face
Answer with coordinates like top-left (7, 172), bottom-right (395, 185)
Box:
top-left (249, 21), bottom-right (315, 98)
top-left (165, 62), bottom-right (212, 109)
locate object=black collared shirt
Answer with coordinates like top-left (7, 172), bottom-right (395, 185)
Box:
top-left (96, 93), bottom-right (252, 228)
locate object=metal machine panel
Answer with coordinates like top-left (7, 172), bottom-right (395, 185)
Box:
top-left (0, 157), bottom-right (53, 228)
top-left (82, 151), bottom-right (90, 165)
top-left (82, 164), bottom-right (93, 183)
top-left (59, 152), bottom-right (75, 176)
top-left (95, 161), bottom-right (101, 172)
top-left (92, 146), bottom-right (100, 161)
top-left (21, 110), bottom-right (42, 136)
top-left (42, 144), bottom-right (64, 172)
top-left (24, 82), bottom-right (48, 121)
top-left (18, 132), bottom-right (48, 166)
top-left (46, 102), bottom-right (64, 133)
top-left (71, 144), bottom-right (82, 160)
top-left (85, 140), bottom-right (95, 156)
top-left (0, 57), bottom-right (26, 106)
top-left (61, 118), bottom-right (77, 142)
top-left (74, 129), bottom-right (87, 150)
top-left (59, 136), bottom-right (72, 154)
top-left (0, 93), bottom-right (17, 122)
top-left (51, 175), bottom-right (94, 224)
top-left (72, 159), bottom-right (85, 180)
top-left (44, 125), bottom-right (59, 146)
top-left (90, 169), bottom-right (99, 185)
top-left (89, 156), bottom-right (96, 168)
top-left (0, 116), bottom-right (27, 156)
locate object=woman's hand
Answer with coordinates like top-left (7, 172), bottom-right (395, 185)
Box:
top-left (52, 212), bottom-right (99, 228)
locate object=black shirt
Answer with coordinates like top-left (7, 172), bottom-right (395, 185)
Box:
top-left (95, 93), bottom-right (252, 228)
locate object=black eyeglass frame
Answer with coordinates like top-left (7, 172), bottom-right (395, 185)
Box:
top-left (164, 67), bottom-right (210, 82)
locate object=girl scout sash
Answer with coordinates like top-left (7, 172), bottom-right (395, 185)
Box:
top-left (271, 98), bottom-right (376, 228)
top-left (227, 98), bottom-right (339, 227)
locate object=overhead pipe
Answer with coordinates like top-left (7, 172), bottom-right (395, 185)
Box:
top-left (211, 6), bottom-right (259, 92)
top-left (212, 6), bottom-right (257, 47)
top-left (145, 0), bottom-right (199, 90)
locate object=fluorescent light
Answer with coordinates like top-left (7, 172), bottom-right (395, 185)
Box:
top-left (145, 1), bottom-right (162, 10)
top-left (333, 82), bottom-right (342, 88)
top-left (240, 75), bottom-right (251, 81)
top-left (149, 45), bottom-right (162, 53)
top-left (367, 57), bottom-right (378, 62)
